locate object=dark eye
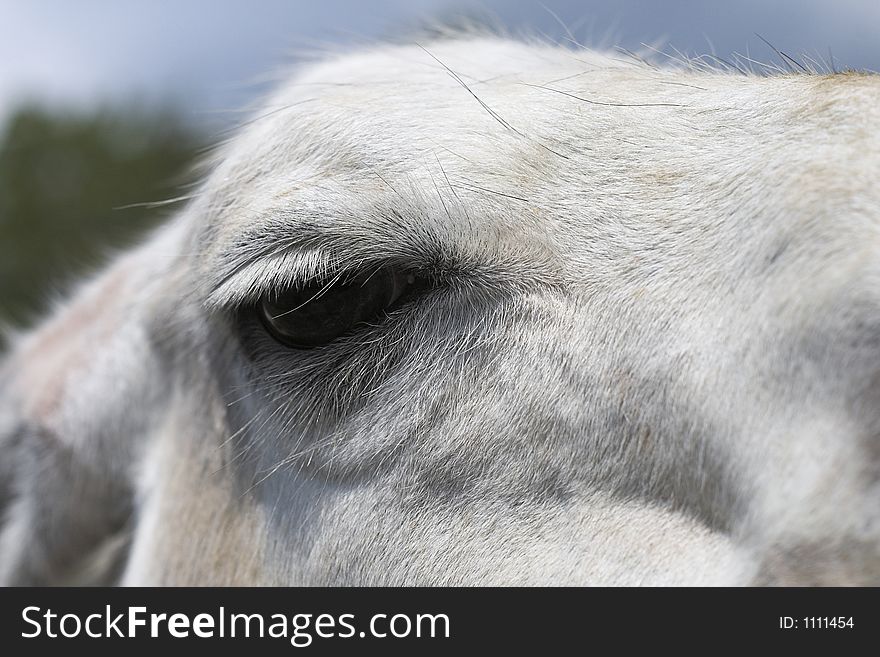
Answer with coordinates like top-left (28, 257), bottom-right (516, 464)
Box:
top-left (258, 268), bottom-right (417, 348)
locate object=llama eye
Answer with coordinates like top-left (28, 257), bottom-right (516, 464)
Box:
top-left (258, 268), bottom-right (415, 348)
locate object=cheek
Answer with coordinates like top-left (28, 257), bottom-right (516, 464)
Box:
top-left (294, 485), bottom-right (746, 585)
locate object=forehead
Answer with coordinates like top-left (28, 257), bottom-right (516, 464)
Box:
top-left (194, 38), bottom-right (880, 299)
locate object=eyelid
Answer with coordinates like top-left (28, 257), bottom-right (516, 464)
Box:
top-left (206, 248), bottom-right (341, 310)
top-left (205, 247), bottom-right (430, 313)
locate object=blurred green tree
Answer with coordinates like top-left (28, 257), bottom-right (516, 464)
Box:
top-left (0, 106), bottom-right (205, 334)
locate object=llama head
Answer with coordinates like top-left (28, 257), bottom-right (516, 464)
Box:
top-left (2, 38), bottom-right (879, 585)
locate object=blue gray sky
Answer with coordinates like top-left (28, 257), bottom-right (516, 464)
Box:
top-left (1, 0), bottom-right (877, 128)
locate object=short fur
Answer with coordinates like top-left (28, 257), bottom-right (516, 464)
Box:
top-left (1, 38), bottom-right (879, 585)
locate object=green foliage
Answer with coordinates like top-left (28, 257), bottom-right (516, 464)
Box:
top-left (0, 106), bottom-right (205, 329)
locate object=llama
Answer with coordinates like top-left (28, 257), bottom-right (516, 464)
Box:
top-left (0, 37), bottom-right (878, 585)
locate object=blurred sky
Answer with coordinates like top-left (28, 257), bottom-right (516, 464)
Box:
top-left (1, 0), bottom-right (878, 130)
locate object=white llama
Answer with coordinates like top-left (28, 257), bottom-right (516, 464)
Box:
top-left (0, 37), bottom-right (878, 585)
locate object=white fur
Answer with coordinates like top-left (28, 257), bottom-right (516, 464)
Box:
top-left (1, 37), bottom-right (879, 585)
